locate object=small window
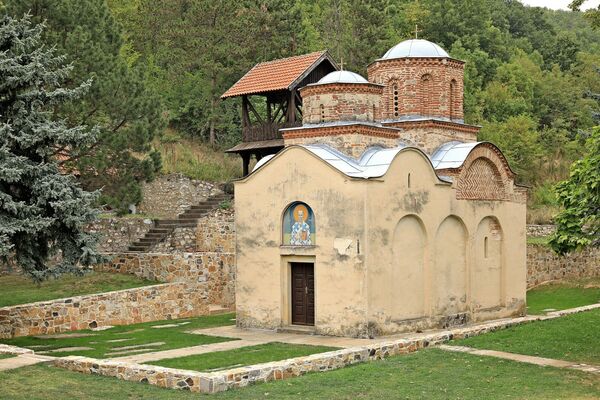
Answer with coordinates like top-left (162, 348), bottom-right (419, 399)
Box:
top-left (392, 83), bottom-right (399, 117)
top-left (484, 236), bottom-right (489, 258)
top-left (320, 104), bottom-right (325, 123)
top-left (407, 173), bottom-right (411, 188)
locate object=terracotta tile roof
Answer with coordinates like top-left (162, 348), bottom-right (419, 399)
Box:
top-left (221, 51), bottom-right (330, 98)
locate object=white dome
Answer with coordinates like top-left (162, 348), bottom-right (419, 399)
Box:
top-left (382, 39), bottom-right (449, 60)
top-left (317, 70), bottom-right (368, 84)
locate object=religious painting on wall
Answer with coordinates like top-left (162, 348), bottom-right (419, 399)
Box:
top-left (283, 202), bottom-right (315, 246)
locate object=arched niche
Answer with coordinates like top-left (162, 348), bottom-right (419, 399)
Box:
top-left (282, 202), bottom-right (315, 246)
top-left (433, 215), bottom-right (468, 315)
top-left (472, 216), bottom-right (503, 309)
top-left (391, 215), bottom-right (426, 319)
top-left (456, 157), bottom-right (507, 201)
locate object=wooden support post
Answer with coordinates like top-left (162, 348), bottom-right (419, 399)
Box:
top-left (241, 153), bottom-right (250, 176)
top-left (287, 91), bottom-right (296, 123)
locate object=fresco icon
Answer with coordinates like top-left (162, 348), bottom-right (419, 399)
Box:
top-left (283, 202), bottom-right (315, 246)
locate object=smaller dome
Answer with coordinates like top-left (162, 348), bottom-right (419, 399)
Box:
top-left (382, 39), bottom-right (449, 60)
top-left (317, 70), bottom-right (368, 84)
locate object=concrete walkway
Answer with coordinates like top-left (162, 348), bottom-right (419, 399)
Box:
top-left (439, 345), bottom-right (600, 374)
top-left (0, 354), bottom-right (56, 371)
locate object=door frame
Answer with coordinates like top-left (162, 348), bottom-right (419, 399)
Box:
top-left (280, 255), bottom-right (316, 327)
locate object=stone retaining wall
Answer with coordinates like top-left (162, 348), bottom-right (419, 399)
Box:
top-left (527, 244), bottom-right (600, 288)
top-left (526, 224), bottom-right (556, 237)
top-left (88, 218), bottom-right (154, 253)
top-left (138, 174), bottom-right (221, 219)
top-left (0, 283), bottom-right (208, 339)
top-left (151, 208), bottom-right (235, 253)
top-left (96, 252), bottom-right (235, 308)
top-left (53, 303), bottom-right (600, 394)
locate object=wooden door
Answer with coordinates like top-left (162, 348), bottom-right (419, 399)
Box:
top-left (291, 263), bottom-right (314, 325)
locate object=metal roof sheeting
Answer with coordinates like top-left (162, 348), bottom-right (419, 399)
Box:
top-left (430, 141), bottom-right (479, 169)
top-left (252, 141), bottom-right (483, 179)
top-left (316, 70), bottom-right (368, 84)
top-left (381, 39), bottom-right (450, 60)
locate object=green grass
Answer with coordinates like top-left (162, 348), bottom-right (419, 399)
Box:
top-left (527, 278), bottom-right (600, 315)
top-left (455, 308), bottom-right (600, 364)
top-left (0, 273), bottom-right (156, 308)
top-left (0, 313), bottom-right (237, 359)
top-left (0, 354), bottom-right (14, 360)
top-left (526, 235), bottom-right (551, 246)
top-left (1, 349), bottom-right (599, 399)
top-left (148, 342), bottom-right (339, 372)
top-left (156, 133), bottom-right (243, 182)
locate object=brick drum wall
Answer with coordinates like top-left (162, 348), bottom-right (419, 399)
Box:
top-left (0, 282), bottom-right (208, 339)
top-left (137, 174), bottom-right (221, 219)
top-left (527, 244), bottom-right (600, 288)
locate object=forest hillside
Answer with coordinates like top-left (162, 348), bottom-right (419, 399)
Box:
top-left (3, 0), bottom-right (599, 222)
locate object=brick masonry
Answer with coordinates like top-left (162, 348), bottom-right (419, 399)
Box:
top-left (0, 283), bottom-right (209, 339)
top-left (52, 303), bottom-right (600, 394)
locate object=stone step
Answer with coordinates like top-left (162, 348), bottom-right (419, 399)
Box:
top-left (128, 246), bottom-right (149, 252)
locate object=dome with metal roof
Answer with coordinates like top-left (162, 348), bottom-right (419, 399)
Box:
top-left (381, 39), bottom-right (449, 60)
top-left (316, 70), bottom-right (369, 84)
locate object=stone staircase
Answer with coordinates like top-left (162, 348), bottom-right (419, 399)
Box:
top-left (127, 193), bottom-right (231, 252)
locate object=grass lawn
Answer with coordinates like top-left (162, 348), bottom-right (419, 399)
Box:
top-left (1, 349), bottom-right (599, 399)
top-left (0, 354), bottom-right (14, 360)
top-left (526, 236), bottom-right (551, 246)
top-left (527, 278), bottom-right (600, 315)
top-left (455, 308), bottom-right (600, 364)
top-left (0, 313), bottom-right (237, 359)
top-left (0, 272), bottom-right (156, 308)
top-left (148, 342), bottom-right (339, 372)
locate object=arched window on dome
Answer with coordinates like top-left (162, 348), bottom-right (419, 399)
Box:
top-left (420, 74), bottom-right (433, 117)
top-left (449, 79), bottom-right (457, 120)
top-left (390, 82), bottom-right (400, 118)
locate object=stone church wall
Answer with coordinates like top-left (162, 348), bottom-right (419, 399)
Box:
top-left (137, 173), bottom-right (221, 219)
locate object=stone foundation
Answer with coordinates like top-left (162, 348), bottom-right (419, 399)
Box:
top-left (527, 244), bottom-right (600, 288)
top-left (0, 283), bottom-right (209, 339)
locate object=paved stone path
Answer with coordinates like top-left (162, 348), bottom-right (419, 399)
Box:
top-left (0, 354), bottom-right (56, 371)
top-left (439, 345), bottom-right (600, 374)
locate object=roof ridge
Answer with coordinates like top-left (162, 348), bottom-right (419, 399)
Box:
top-left (255, 50), bottom-right (327, 67)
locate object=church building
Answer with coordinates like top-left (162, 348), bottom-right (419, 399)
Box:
top-left (226, 39), bottom-right (528, 337)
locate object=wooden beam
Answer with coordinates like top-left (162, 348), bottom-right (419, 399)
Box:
top-left (241, 96), bottom-right (251, 127)
top-left (247, 98), bottom-right (263, 124)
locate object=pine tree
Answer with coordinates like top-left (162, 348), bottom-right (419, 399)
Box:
top-left (5, 0), bottom-right (164, 214)
top-left (0, 15), bottom-right (102, 281)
